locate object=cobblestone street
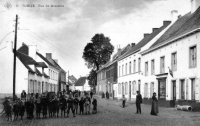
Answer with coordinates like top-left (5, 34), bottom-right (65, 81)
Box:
top-left (0, 96), bottom-right (200, 126)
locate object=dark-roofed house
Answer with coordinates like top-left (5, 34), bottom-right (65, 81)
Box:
top-left (117, 20), bottom-right (171, 101)
top-left (17, 43), bottom-right (50, 94)
top-left (36, 52), bottom-right (60, 93)
top-left (0, 42), bottom-right (51, 94)
top-left (75, 77), bottom-right (91, 92)
top-left (96, 45), bottom-right (130, 98)
top-left (140, 1), bottom-right (200, 108)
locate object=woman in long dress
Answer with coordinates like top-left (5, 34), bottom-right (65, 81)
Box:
top-left (150, 92), bottom-right (158, 116)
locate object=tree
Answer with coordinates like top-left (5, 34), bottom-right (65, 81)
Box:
top-left (87, 69), bottom-right (97, 89)
top-left (82, 33), bottom-right (114, 71)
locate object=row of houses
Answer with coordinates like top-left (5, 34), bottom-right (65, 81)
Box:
top-left (0, 42), bottom-right (68, 95)
top-left (97, 0), bottom-right (200, 107)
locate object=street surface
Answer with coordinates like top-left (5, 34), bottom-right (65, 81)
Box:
top-left (0, 96), bottom-right (200, 126)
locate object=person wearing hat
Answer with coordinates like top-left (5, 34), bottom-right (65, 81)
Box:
top-left (135, 91), bottom-right (142, 114)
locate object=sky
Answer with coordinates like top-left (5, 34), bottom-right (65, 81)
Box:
top-left (0, 0), bottom-right (191, 78)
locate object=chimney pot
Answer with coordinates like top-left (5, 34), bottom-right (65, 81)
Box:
top-left (131, 43), bottom-right (135, 47)
top-left (152, 28), bottom-right (159, 32)
top-left (46, 53), bottom-right (52, 59)
top-left (54, 59), bottom-right (58, 63)
top-left (144, 33), bottom-right (150, 38)
top-left (163, 21), bottom-right (171, 26)
top-left (171, 10), bottom-right (178, 22)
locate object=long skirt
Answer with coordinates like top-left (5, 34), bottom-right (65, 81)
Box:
top-left (150, 101), bottom-right (158, 115)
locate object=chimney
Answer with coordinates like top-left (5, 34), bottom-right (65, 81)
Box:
top-left (191, 0), bottom-right (200, 13)
top-left (46, 53), bottom-right (52, 59)
top-left (152, 28), bottom-right (159, 32)
top-left (54, 59), bottom-right (58, 63)
top-left (144, 33), bottom-right (150, 38)
top-left (171, 10), bottom-right (178, 22)
top-left (163, 21), bottom-right (171, 26)
top-left (131, 43), bottom-right (135, 47)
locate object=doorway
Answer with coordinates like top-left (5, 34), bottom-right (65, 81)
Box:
top-left (129, 82), bottom-right (131, 100)
top-left (172, 80), bottom-right (176, 107)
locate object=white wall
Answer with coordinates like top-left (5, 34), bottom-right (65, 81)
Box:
top-left (142, 32), bottom-right (200, 101)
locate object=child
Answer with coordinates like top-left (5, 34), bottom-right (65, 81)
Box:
top-left (74, 95), bottom-right (79, 115)
top-left (122, 95), bottom-right (126, 108)
top-left (79, 97), bottom-right (85, 115)
top-left (92, 98), bottom-right (97, 114)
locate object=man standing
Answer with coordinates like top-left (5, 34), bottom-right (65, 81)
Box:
top-left (136, 91), bottom-right (142, 114)
top-left (66, 94), bottom-right (75, 117)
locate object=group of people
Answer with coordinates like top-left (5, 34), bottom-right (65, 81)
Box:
top-left (121, 91), bottom-right (159, 116)
top-left (2, 90), bottom-right (97, 121)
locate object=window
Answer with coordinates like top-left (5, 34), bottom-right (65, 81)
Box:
top-left (189, 46), bottom-right (197, 68)
top-left (118, 83), bottom-right (121, 94)
top-left (180, 80), bottom-right (185, 100)
top-left (119, 66), bottom-right (121, 77)
top-left (138, 80), bottom-right (141, 92)
top-left (171, 52), bottom-right (177, 71)
top-left (144, 83), bottom-right (148, 98)
top-left (151, 59), bottom-right (155, 75)
top-left (122, 65), bottom-right (124, 76)
top-left (191, 78), bottom-right (195, 100)
top-left (145, 61), bottom-right (148, 76)
top-left (150, 82), bottom-right (154, 97)
top-left (125, 63), bottom-right (127, 75)
top-left (125, 82), bottom-right (128, 94)
top-left (133, 60), bottom-right (136, 73)
top-left (132, 81), bottom-right (136, 95)
top-left (160, 56), bottom-right (165, 73)
top-left (138, 58), bottom-right (141, 72)
top-left (129, 62), bottom-right (132, 74)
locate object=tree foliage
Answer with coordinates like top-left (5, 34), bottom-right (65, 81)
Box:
top-left (87, 69), bottom-right (97, 87)
top-left (82, 33), bottom-right (114, 71)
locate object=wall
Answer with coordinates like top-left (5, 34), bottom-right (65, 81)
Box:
top-left (142, 32), bottom-right (200, 101)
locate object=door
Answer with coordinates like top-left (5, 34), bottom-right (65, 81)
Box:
top-left (158, 78), bottom-right (166, 99)
top-left (172, 80), bottom-right (176, 107)
top-left (129, 82), bottom-right (131, 100)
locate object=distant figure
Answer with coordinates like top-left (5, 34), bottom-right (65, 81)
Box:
top-left (79, 97), bottom-right (85, 115)
top-left (90, 91), bottom-right (93, 99)
top-left (135, 91), bottom-right (142, 114)
top-left (92, 98), bottom-right (97, 114)
top-left (3, 98), bottom-right (12, 121)
top-left (150, 92), bottom-right (159, 116)
top-left (21, 90), bottom-right (26, 101)
top-left (60, 95), bottom-right (67, 117)
top-left (122, 95), bottom-right (126, 108)
top-left (35, 93), bottom-right (41, 119)
top-left (106, 91), bottom-right (109, 99)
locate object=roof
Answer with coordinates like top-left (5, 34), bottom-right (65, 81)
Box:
top-left (16, 51), bottom-right (37, 65)
top-left (75, 77), bottom-right (87, 86)
top-left (118, 21), bottom-right (171, 60)
top-left (43, 72), bottom-right (49, 78)
top-left (97, 44), bottom-right (130, 73)
top-left (35, 62), bottom-right (48, 68)
top-left (36, 52), bottom-right (54, 66)
top-left (16, 51), bottom-right (36, 73)
top-left (68, 75), bottom-right (77, 82)
top-left (148, 7), bottom-right (200, 51)
top-left (17, 43), bottom-right (29, 55)
top-left (35, 68), bottom-right (42, 76)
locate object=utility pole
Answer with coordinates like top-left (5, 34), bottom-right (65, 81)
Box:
top-left (13, 15), bottom-right (18, 101)
top-left (68, 70), bottom-right (69, 93)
